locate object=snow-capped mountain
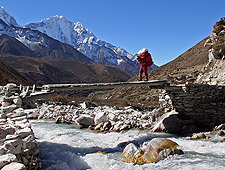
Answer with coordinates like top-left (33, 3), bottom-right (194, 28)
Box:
top-left (25, 16), bottom-right (140, 74)
top-left (0, 7), bottom-right (157, 75)
top-left (0, 7), bottom-right (19, 27)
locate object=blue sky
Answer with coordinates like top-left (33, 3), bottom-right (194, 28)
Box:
top-left (1, 0), bottom-right (225, 66)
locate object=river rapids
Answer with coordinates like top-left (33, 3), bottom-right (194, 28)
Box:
top-left (30, 120), bottom-right (225, 170)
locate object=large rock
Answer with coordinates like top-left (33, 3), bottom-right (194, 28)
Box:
top-left (94, 112), bottom-right (108, 125)
top-left (122, 143), bottom-right (143, 164)
top-left (142, 138), bottom-right (178, 163)
top-left (75, 115), bottom-right (94, 128)
top-left (16, 127), bottom-right (33, 138)
top-left (0, 153), bottom-right (17, 169)
top-left (122, 138), bottom-right (179, 164)
top-left (152, 110), bottom-right (190, 134)
top-left (1, 162), bottom-right (26, 170)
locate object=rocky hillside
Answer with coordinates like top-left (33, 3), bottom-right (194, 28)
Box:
top-left (196, 17), bottom-right (225, 85)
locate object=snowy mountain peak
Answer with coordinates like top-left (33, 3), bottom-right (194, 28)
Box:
top-left (26, 15), bottom-right (76, 45)
top-left (0, 7), bottom-right (20, 27)
top-left (25, 16), bottom-right (134, 67)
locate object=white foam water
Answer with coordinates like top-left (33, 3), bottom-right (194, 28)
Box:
top-left (30, 120), bottom-right (225, 170)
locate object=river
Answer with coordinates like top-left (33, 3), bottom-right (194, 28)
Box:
top-left (30, 120), bottom-right (225, 170)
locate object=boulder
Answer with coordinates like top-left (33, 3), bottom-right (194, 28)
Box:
top-left (4, 138), bottom-right (22, 148)
top-left (120, 124), bottom-right (130, 131)
top-left (142, 138), bottom-right (179, 163)
top-left (108, 113), bottom-right (117, 121)
top-left (0, 153), bottom-right (17, 169)
top-left (152, 110), bottom-right (190, 134)
top-left (94, 112), bottom-right (108, 125)
top-left (16, 127), bottom-right (33, 138)
top-left (122, 138), bottom-right (179, 164)
top-left (113, 122), bottom-right (123, 132)
top-left (75, 115), bottom-right (94, 128)
top-left (1, 162), bottom-right (26, 170)
top-left (11, 108), bottom-right (25, 118)
top-left (122, 143), bottom-right (143, 164)
top-left (155, 149), bottom-right (184, 162)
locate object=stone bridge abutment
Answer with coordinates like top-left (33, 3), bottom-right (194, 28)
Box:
top-left (159, 84), bottom-right (225, 130)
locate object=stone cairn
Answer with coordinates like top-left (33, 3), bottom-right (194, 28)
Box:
top-left (0, 83), bottom-right (40, 170)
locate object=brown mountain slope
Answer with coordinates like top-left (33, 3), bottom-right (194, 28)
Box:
top-left (0, 61), bottom-right (34, 85)
top-left (0, 34), bottom-right (131, 85)
top-left (0, 34), bottom-right (35, 57)
top-left (137, 37), bottom-right (209, 81)
top-left (0, 53), bottom-right (131, 85)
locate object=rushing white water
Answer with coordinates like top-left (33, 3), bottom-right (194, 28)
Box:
top-left (30, 120), bottom-right (225, 170)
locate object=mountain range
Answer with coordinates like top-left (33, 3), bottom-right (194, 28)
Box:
top-left (0, 7), bottom-right (135, 85)
top-left (0, 34), bottom-right (131, 85)
top-left (0, 7), bottom-right (158, 76)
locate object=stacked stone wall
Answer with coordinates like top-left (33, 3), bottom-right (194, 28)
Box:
top-left (161, 84), bottom-right (225, 130)
top-left (0, 84), bottom-right (40, 170)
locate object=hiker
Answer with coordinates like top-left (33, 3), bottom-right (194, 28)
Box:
top-left (136, 48), bottom-right (153, 81)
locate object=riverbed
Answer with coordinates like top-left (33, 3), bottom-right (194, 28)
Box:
top-left (30, 120), bottom-right (225, 170)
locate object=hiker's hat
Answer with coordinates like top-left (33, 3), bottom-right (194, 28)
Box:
top-left (137, 48), bottom-right (148, 55)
